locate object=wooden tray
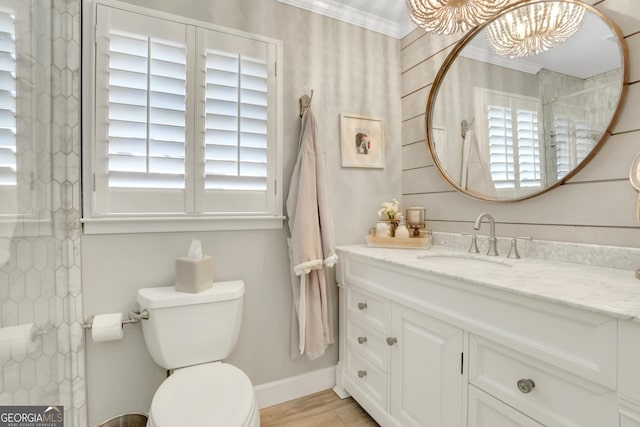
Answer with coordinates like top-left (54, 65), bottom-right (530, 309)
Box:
top-left (366, 234), bottom-right (432, 249)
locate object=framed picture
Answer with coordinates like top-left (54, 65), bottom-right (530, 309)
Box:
top-left (340, 114), bottom-right (384, 168)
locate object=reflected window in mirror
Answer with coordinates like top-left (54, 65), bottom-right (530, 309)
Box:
top-left (0, 4), bottom-right (17, 211)
top-left (477, 89), bottom-right (542, 198)
top-left (0, 0), bottom-right (50, 221)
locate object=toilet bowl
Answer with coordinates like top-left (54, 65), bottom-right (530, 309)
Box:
top-left (137, 281), bottom-right (259, 427)
top-left (146, 363), bottom-right (259, 427)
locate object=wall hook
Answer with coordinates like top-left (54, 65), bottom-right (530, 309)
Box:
top-left (299, 90), bottom-right (314, 117)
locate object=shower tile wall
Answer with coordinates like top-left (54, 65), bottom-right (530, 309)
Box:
top-left (0, 0), bottom-right (84, 426)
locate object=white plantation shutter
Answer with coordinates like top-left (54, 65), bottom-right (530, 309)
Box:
top-left (485, 92), bottom-right (542, 191)
top-left (89, 3), bottom-right (282, 228)
top-left (196, 28), bottom-right (276, 213)
top-left (94, 5), bottom-right (194, 214)
top-left (0, 7), bottom-right (15, 188)
top-left (204, 52), bottom-right (268, 190)
top-left (107, 32), bottom-right (187, 189)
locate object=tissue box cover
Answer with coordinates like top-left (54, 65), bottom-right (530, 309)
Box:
top-left (175, 256), bottom-right (213, 293)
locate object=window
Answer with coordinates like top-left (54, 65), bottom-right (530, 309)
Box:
top-left (480, 90), bottom-right (543, 192)
top-left (85, 2), bottom-right (283, 233)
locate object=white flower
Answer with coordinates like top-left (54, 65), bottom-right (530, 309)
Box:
top-left (378, 199), bottom-right (400, 219)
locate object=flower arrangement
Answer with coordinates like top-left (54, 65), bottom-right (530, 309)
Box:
top-left (378, 199), bottom-right (400, 220)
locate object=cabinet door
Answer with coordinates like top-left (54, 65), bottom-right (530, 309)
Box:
top-left (620, 320), bottom-right (640, 404)
top-left (390, 303), bottom-right (464, 427)
top-left (469, 386), bottom-right (543, 427)
top-left (621, 400), bottom-right (640, 427)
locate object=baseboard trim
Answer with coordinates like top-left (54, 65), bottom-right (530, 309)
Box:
top-left (254, 365), bottom-right (336, 409)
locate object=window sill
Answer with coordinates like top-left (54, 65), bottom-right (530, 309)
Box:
top-left (81, 215), bottom-right (286, 235)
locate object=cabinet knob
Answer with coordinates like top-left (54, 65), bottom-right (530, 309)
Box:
top-left (517, 379), bottom-right (535, 394)
top-left (357, 336), bottom-right (367, 344)
top-left (386, 337), bottom-right (397, 346)
top-left (357, 370), bottom-right (367, 378)
top-left (357, 302), bottom-right (368, 310)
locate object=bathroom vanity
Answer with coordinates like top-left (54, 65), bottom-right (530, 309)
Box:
top-left (334, 242), bottom-right (640, 427)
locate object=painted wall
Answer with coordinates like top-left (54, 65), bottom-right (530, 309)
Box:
top-left (82, 0), bottom-right (402, 425)
top-left (401, 0), bottom-right (640, 248)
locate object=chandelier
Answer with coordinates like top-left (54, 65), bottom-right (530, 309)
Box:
top-left (486, 2), bottom-right (585, 58)
top-left (406, 0), bottom-right (509, 35)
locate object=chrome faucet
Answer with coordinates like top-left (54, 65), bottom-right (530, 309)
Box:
top-left (473, 213), bottom-right (498, 256)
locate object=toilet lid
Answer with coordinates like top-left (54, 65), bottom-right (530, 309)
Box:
top-left (149, 363), bottom-right (255, 427)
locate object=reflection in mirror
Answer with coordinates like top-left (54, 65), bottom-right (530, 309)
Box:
top-left (427, 0), bottom-right (627, 202)
top-left (0, 0), bottom-right (50, 227)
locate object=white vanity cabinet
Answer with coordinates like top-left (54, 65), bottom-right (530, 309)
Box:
top-left (339, 284), bottom-right (464, 426)
top-left (335, 248), bottom-right (626, 427)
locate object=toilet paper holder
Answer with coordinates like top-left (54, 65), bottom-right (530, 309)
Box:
top-left (83, 310), bottom-right (149, 330)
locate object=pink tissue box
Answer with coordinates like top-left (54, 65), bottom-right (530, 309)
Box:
top-left (175, 256), bottom-right (213, 293)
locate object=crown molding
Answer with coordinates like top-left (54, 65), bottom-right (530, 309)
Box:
top-left (276, 0), bottom-right (409, 39)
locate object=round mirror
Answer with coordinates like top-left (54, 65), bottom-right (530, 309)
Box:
top-left (427, 0), bottom-right (628, 202)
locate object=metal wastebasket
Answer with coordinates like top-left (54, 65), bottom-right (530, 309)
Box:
top-left (98, 413), bottom-right (148, 427)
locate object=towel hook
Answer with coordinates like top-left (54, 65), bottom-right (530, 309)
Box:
top-left (299, 90), bottom-right (314, 117)
top-left (461, 117), bottom-right (475, 139)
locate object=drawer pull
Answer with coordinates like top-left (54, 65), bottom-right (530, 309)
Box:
top-left (386, 337), bottom-right (397, 346)
top-left (357, 370), bottom-right (367, 378)
top-left (517, 379), bottom-right (535, 394)
top-left (357, 336), bottom-right (367, 344)
top-left (357, 302), bottom-right (368, 310)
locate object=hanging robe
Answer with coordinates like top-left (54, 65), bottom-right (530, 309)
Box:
top-left (462, 126), bottom-right (496, 197)
top-left (286, 108), bottom-right (337, 360)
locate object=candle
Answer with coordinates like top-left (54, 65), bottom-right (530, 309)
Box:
top-left (406, 207), bottom-right (425, 226)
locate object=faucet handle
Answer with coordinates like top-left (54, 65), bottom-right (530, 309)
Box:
top-left (461, 233), bottom-right (480, 253)
top-left (507, 236), bottom-right (532, 259)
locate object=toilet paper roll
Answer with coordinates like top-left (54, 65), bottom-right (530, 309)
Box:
top-left (92, 313), bottom-right (124, 342)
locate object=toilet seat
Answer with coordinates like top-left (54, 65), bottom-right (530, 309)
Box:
top-left (148, 362), bottom-right (259, 427)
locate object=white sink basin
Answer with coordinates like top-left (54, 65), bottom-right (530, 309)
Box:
top-left (417, 252), bottom-right (513, 268)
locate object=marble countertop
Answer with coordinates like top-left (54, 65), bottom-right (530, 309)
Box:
top-left (337, 244), bottom-right (640, 322)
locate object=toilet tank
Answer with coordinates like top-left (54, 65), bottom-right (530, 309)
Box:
top-left (137, 280), bottom-right (245, 370)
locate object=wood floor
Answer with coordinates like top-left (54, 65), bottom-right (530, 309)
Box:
top-left (259, 389), bottom-right (379, 427)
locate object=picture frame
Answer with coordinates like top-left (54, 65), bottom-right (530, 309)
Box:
top-left (340, 114), bottom-right (384, 168)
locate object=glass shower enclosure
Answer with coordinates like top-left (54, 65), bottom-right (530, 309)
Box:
top-left (0, 0), bottom-right (85, 425)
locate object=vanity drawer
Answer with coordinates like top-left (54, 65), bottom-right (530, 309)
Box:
top-left (468, 385), bottom-right (543, 427)
top-left (346, 286), bottom-right (389, 334)
top-left (346, 319), bottom-right (388, 371)
top-left (469, 335), bottom-right (617, 427)
top-left (344, 347), bottom-right (387, 409)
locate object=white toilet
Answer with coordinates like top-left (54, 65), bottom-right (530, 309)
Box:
top-left (136, 280), bottom-right (260, 427)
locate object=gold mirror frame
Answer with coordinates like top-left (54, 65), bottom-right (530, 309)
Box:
top-left (426, 0), bottom-right (629, 202)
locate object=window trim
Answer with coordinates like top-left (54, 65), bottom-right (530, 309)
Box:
top-left (81, 0), bottom-right (284, 234)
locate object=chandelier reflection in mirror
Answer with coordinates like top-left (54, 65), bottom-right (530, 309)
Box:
top-left (406, 0), bottom-right (508, 34)
top-left (486, 1), bottom-right (585, 58)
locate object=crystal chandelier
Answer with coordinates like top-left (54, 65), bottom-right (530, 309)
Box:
top-left (486, 2), bottom-right (585, 58)
top-left (406, 0), bottom-right (509, 35)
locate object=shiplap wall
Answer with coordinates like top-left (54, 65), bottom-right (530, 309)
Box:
top-left (401, 0), bottom-right (640, 248)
